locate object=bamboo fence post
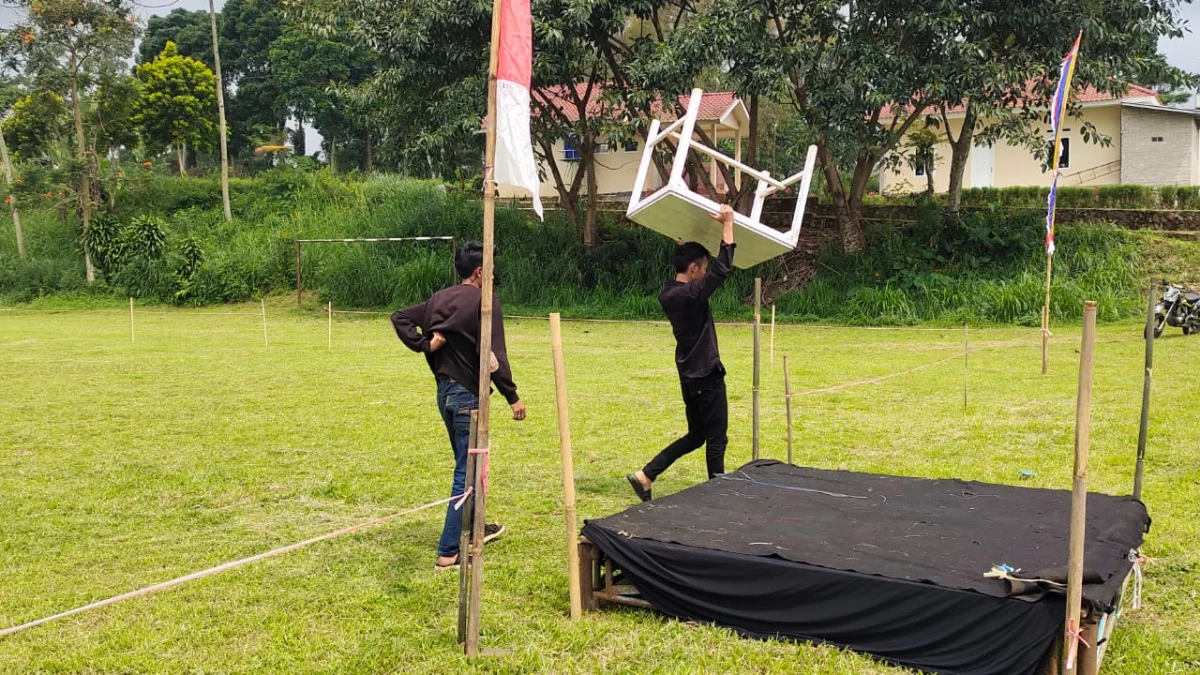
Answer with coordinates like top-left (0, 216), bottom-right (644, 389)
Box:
top-left (752, 277), bottom-right (761, 461)
top-left (1134, 284), bottom-right (1156, 501)
top-left (295, 241), bottom-right (303, 306)
top-left (466, 0), bottom-right (504, 656)
top-left (963, 324), bottom-right (968, 409)
top-left (550, 314), bottom-right (582, 619)
top-left (1063, 301), bottom-right (1097, 675)
top-left (457, 411), bottom-right (480, 644)
top-left (260, 299), bottom-right (268, 347)
top-left (769, 305), bottom-right (776, 365)
top-left (129, 297), bottom-right (135, 344)
top-left (1042, 254), bottom-right (1053, 374)
top-left (327, 301), bottom-right (333, 351)
top-left (783, 355), bottom-right (793, 465)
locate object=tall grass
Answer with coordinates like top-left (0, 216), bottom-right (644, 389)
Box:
top-left (0, 170), bottom-right (1177, 323)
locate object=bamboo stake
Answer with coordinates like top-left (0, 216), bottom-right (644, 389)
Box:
top-left (783, 355), bottom-right (793, 465)
top-left (457, 412), bottom-right (480, 644)
top-left (327, 301), bottom-right (333, 351)
top-left (1042, 254), bottom-right (1053, 374)
top-left (1134, 284), bottom-right (1156, 501)
top-left (129, 297), bottom-right (135, 344)
top-left (769, 305), bottom-right (776, 365)
top-left (549, 314), bottom-right (582, 619)
top-left (260, 299), bottom-right (268, 347)
top-left (1064, 301), bottom-right (1097, 675)
top-left (466, 0), bottom-right (504, 656)
top-left (295, 240), bottom-right (303, 306)
top-left (208, 0), bottom-right (232, 223)
top-left (752, 277), bottom-right (761, 461)
top-left (963, 324), bottom-right (968, 409)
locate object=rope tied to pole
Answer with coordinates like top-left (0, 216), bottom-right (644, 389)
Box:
top-left (1064, 617), bottom-right (1091, 671)
top-left (469, 446), bottom-right (490, 496)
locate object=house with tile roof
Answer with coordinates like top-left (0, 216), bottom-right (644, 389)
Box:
top-left (878, 83), bottom-right (1200, 193)
top-left (496, 88), bottom-right (750, 200)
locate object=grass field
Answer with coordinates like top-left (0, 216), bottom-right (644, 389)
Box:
top-left (1, 301), bottom-right (1198, 674)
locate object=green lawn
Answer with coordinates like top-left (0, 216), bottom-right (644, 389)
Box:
top-left (1, 301), bottom-right (1197, 674)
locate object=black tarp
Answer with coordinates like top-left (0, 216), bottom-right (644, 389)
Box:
top-left (582, 460), bottom-right (1150, 675)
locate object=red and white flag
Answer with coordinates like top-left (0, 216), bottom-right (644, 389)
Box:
top-left (493, 0), bottom-right (543, 218)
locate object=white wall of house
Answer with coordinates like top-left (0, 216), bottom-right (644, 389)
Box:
top-left (879, 98), bottom-right (1167, 193)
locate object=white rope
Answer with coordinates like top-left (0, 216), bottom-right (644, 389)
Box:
top-left (0, 496), bottom-right (454, 639)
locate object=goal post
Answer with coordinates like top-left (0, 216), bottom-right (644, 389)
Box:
top-left (294, 236), bottom-right (457, 305)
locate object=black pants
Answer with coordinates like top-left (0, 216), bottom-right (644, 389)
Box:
top-left (643, 373), bottom-right (728, 480)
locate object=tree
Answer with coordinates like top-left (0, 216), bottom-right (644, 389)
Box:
top-left (13, 0), bottom-right (138, 282)
top-left (208, 0), bottom-right (231, 221)
top-left (924, 0), bottom-right (1197, 211)
top-left (2, 90), bottom-right (68, 159)
top-left (0, 42), bottom-right (27, 259)
top-left (89, 73), bottom-right (140, 160)
top-left (220, 0), bottom-right (287, 159)
top-left (138, 9), bottom-right (213, 68)
top-left (267, 22), bottom-right (374, 172)
top-left (133, 41), bottom-right (218, 175)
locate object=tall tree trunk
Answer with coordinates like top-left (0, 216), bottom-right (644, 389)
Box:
top-left (177, 144), bottom-right (188, 176)
top-left (925, 157), bottom-right (935, 196)
top-left (70, 54), bottom-right (94, 283)
top-left (209, 0), bottom-right (232, 222)
top-left (945, 102), bottom-right (978, 212)
top-left (583, 142), bottom-right (598, 249)
top-left (818, 143), bottom-right (867, 253)
top-left (737, 94), bottom-right (759, 213)
top-left (329, 134), bottom-right (337, 173)
top-left (365, 132), bottom-right (373, 171)
top-left (0, 119), bottom-right (24, 259)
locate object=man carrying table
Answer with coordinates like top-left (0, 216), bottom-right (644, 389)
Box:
top-left (627, 205), bottom-right (735, 501)
top-left (391, 241), bottom-right (527, 570)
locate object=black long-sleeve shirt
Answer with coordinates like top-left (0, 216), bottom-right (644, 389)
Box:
top-left (659, 241), bottom-right (735, 383)
top-left (391, 284), bottom-right (520, 404)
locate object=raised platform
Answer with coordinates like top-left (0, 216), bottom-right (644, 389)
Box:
top-left (579, 460), bottom-right (1149, 675)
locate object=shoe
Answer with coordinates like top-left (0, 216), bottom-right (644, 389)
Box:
top-left (482, 523), bottom-right (505, 544)
top-left (626, 473), bottom-right (652, 502)
top-left (435, 554), bottom-right (460, 571)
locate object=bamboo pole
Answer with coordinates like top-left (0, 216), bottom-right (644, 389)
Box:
top-left (1042, 254), bottom-right (1053, 374)
top-left (783, 355), bottom-right (793, 465)
top-left (769, 305), bottom-right (776, 365)
top-left (0, 115), bottom-right (24, 259)
top-left (208, 0), bottom-right (232, 223)
top-left (752, 277), bottom-right (761, 461)
top-left (1064, 301), bottom-right (1097, 675)
top-left (549, 314), bottom-right (582, 619)
top-left (963, 324), bottom-right (968, 409)
top-left (327, 301), bottom-right (333, 351)
top-left (295, 241), bottom-right (303, 305)
top-left (465, 0), bottom-right (504, 656)
top-left (260, 299), bottom-right (268, 347)
top-left (1134, 284), bottom-right (1156, 501)
top-left (457, 411), bottom-right (480, 644)
top-left (129, 298), bottom-right (135, 344)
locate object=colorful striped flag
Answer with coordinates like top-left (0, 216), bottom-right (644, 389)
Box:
top-left (493, 0), bottom-right (543, 219)
top-left (1045, 33), bottom-right (1082, 255)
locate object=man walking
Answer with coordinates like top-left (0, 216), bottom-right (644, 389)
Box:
top-left (627, 205), bottom-right (734, 501)
top-left (392, 241), bottom-right (526, 569)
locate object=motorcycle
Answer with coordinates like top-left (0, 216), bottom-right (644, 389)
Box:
top-left (1148, 281), bottom-right (1200, 338)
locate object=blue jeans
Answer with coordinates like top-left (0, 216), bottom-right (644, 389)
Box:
top-left (436, 379), bottom-right (479, 557)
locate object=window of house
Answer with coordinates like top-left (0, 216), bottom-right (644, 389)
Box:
top-left (622, 138), bottom-right (639, 152)
top-left (563, 135), bottom-right (581, 161)
top-left (1151, 136), bottom-right (1164, 143)
top-left (914, 148), bottom-right (934, 177)
top-left (1058, 138), bottom-right (1070, 169)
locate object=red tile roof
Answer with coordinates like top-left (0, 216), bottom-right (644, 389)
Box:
top-left (878, 82), bottom-right (1161, 122)
top-left (531, 84), bottom-right (739, 123)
